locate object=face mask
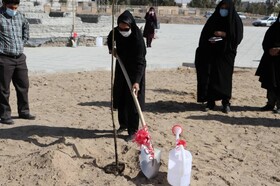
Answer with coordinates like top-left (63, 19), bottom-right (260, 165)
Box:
top-left (119, 29), bottom-right (132, 37)
top-left (6, 8), bottom-right (17, 17)
top-left (219, 9), bottom-right (228, 17)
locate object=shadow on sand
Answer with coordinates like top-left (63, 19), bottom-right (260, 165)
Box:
top-left (0, 125), bottom-right (114, 146)
top-left (188, 114), bottom-right (280, 128)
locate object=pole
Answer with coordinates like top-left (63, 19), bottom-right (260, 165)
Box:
top-left (72, 0), bottom-right (75, 34)
top-left (111, 0), bottom-right (119, 168)
top-left (103, 0), bottom-right (125, 176)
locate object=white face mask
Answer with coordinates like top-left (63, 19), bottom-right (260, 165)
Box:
top-left (6, 8), bottom-right (17, 17)
top-left (119, 29), bottom-right (132, 37)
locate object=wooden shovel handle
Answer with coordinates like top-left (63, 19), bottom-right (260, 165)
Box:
top-left (116, 55), bottom-right (146, 128)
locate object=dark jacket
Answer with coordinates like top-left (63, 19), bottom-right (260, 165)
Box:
top-left (143, 11), bottom-right (157, 37)
top-left (107, 10), bottom-right (146, 109)
top-left (256, 12), bottom-right (280, 91)
top-left (195, 0), bottom-right (243, 102)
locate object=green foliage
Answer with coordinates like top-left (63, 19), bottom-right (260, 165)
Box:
top-left (107, 0), bottom-right (279, 15)
top-left (188, 0), bottom-right (279, 15)
top-left (108, 0), bottom-right (175, 6)
top-left (242, 2), bottom-right (275, 15)
top-left (274, 4), bottom-right (280, 13)
top-left (188, 0), bottom-right (216, 8)
top-left (130, 0), bottom-right (151, 5)
top-left (158, 0), bottom-right (176, 6)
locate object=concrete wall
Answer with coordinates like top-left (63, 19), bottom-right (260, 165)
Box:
top-left (14, 1), bottom-right (202, 46)
top-left (27, 13), bottom-right (113, 38)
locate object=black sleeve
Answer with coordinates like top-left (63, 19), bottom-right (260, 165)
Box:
top-left (262, 26), bottom-right (274, 52)
top-left (107, 29), bottom-right (114, 52)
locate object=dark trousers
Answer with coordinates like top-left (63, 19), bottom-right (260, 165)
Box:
top-left (117, 90), bottom-right (139, 136)
top-left (222, 98), bottom-right (230, 106)
top-left (267, 89), bottom-right (280, 108)
top-left (146, 34), bottom-right (154, 47)
top-left (0, 54), bottom-right (30, 119)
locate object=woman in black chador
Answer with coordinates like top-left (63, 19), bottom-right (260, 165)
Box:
top-left (143, 7), bottom-right (157, 48)
top-left (256, 12), bottom-right (280, 113)
top-left (107, 10), bottom-right (146, 141)
top-left (195, 0), bottom-right (243, 113)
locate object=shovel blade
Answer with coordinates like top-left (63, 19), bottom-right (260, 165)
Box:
top-left (139, 146), bottom-right (161, 179)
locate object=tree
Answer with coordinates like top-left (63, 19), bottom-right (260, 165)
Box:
top-left (188, 0), bottom-right (216, 8)
top-left (108, 0), bottom-right (175, 5)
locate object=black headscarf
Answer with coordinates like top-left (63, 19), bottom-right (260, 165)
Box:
top-left (117, 10), bottom-right (135, 27)
top-left (199, 0), bottom-right (243, 52)
top-left (262, 11), bottom-right (280, 51)
top-left (117, 10), bottom-right (143, 40)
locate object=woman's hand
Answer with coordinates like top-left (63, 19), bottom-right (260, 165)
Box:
top-left (214, 31), bottom-right (226, 38)
top-left (132, 83), bottom-right (140, 96)
top-left (269, 48), bottom-right (280, 56)
top-left (109, 48), bottom-right (117, 57)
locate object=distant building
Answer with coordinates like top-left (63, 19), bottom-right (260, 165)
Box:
top-left (174, 0), bottom-right (267, 7)
top-left (175, 0), bottom-right (191, 6)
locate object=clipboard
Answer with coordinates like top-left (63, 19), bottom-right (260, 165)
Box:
top-left (208, 37), bottom-right (223, 42)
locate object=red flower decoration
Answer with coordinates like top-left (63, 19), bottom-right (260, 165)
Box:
top-left (134, 128), bottom-right (150, 146)
top-left (133, 128), bottom-right (155, 158)
top-left (177, 139), bottom-right (187, 147)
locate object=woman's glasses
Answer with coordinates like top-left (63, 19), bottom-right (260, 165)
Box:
top-left (118, 27), bottom-right (130, 32)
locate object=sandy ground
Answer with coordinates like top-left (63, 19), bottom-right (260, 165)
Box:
top-left (0, 67), bottom-right (279, 186)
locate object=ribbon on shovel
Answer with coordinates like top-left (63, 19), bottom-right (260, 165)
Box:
top-left (116, 55), bottom-right (161, 179)
top-left (134, 126), bottom-right (155, 159)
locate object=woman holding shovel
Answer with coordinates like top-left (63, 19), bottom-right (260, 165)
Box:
top-left (107, 10), bottom-right (147, 142)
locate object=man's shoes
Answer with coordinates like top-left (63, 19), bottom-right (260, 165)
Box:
top-left (125, 134), bottom-right (134, 142)
top-left (117, 127), bottom-right (127, 134)
top-left (260, 104), bottom-right (274, 111)
top-left (19, 114), bottom-right (36, 120)
top-left (222, 105), bottom-right (231, 114)
top-left (1, 118), bottom-right (14, 125)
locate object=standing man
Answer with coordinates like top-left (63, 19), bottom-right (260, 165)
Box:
top-left (0, 0), bottom-right (35, 124)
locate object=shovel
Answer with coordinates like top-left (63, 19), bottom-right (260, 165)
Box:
top-left (116, 55), bottom-right (161, 179)
top-left (167, 125), bottom-right (192, 186)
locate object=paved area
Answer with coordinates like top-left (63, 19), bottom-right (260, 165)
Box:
top-left (25, 24), bottom-right (268, 74)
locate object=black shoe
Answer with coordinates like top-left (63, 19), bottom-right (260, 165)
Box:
top-left (19, 114), bottom-right (36, 120)
top-left (273, 108), bottom-right (280, 114)
top-left (260, 104), bottom-right (274, 111)
top-left (125, 134), bottom-right (134, 142)
top-left (222, 105), bottom-right (231, 113)
top-left (1, 118), bottom-right (14, 125)
top-left (205, 101), bottom-right (215, 111)
top-left (117, 127), bottom-right (127, 134)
